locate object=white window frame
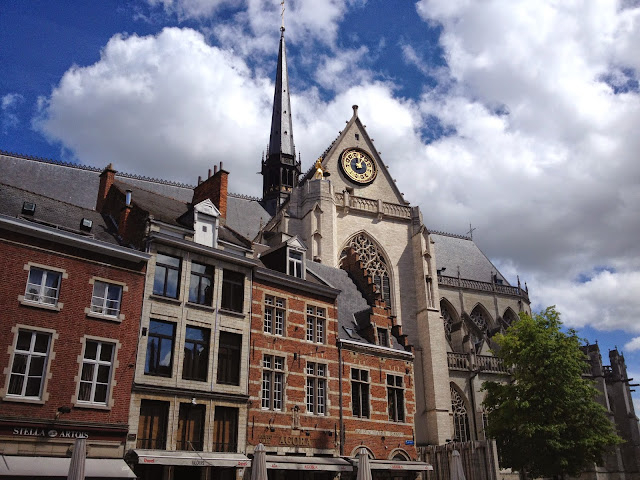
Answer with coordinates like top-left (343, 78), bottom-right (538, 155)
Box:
top-left (306, 305), bottom-right (326, 344)
top-left (20, 263), bottom-right (67, 310)
top-left (264, 295), bottom-right (285, 336)
top-left (88, 278), bottom-right (125, 320)
top-left (76, 339), bottom-right (116, 408)
top-left (287, 248), bottom-right (304, 279)
top-left (261, 355), bottom-right (284, 411)
top-left (6, 329), bottom-right (52, 400)
top-left (306, 362), bottom-right (327, 415)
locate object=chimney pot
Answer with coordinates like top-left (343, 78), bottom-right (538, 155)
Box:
top-left (220, 161), bottom-right (223, 170)
top-left (208, 169), bottom-right (212, 178)
top-left (214, 165), bottom-right (218, 175)
top-left (125, 190), bottom-right (132, 206)
top-left (198, 175), bottom-right (202, 185)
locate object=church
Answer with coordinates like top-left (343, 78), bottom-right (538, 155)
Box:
top-left (0, 17), bottom-right (638, 480)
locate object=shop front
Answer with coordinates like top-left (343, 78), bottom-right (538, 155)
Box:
top-left (261, 455), bottom-right (352, 480)
top-left (128, 449), bottom-right (251, 480)
top-left (0, 421), bottom-right (135, 479)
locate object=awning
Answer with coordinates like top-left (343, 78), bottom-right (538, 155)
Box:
top-left (348, 458), bottom-right (434, 471)
top-left (0, 456), bottom-right (136, 478)
top-left (265, 456), bottom-right (353, 472)
top-left (132, 450), bottom-right (250, 468)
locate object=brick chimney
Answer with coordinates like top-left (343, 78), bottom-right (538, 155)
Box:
top-left (97, 163), bottom-right (116, 212)
top-left (192, 162), bottom-right (228, 218)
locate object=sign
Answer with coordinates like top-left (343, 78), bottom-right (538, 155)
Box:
top-left (278, 435), bottom-right (311, 447)
top-left (13, 428), bottom-right (89, 439)
top-left (405, 440), bottom-right (415, 445)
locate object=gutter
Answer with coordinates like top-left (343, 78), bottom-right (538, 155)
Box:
top-left (0, 214), bottom-right (149, 262)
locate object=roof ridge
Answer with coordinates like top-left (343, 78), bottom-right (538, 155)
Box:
top-left (116, 171), bottom-right (195, 189)
top-left (429, 229), bottom-right (472, 241)
top-left (1, 149), bottom-right (101, 173)
top-left (228, 192), bottom-right (261, 201)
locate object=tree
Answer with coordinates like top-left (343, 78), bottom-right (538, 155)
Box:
top-left (482, 306), bottom-right (621, 479)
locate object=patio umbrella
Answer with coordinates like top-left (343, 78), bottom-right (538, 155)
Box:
top-left (356, 447), bottom-right (372, 480)
top-left (450, 450), bottom-right (466, 480)
top-left (251, 443), bottom-right (267, 480)
top-left (67, 437), bottom-right (86, 480)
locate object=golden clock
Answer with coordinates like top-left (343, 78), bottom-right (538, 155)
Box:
top-left (339, 148), bottom-right (377, 185)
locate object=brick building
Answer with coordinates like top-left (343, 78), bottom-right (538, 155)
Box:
top-left (0, 182), bottom-right (148, 478)
top-left (96, 164), bottom-right (259, 480)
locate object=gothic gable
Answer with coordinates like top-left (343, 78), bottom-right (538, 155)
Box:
top-left (317, 106), bottom-right (408, 205)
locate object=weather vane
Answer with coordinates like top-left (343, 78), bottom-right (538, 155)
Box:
top-left (281, 0), bottom-right (285, 30)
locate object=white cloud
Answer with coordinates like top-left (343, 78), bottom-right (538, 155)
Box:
top-left (1, 93), bottom-right (24, 133)
top-left (624, 337), bottom-right (640, 352)
top-left (34, 28), bottom-right (274, 196)
top-left (145, 0), bottom-right (236, 20)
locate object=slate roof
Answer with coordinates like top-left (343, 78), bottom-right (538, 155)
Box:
top-left (0, 151), bottom-right (270, 241)
top-left (430, 232), bottom-right (508, 284)
top-left (306, 260), bottom-right (404, 351)
top-left (0, 182), bottom-right (120, 246)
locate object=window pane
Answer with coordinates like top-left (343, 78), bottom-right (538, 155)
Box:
top-left (34, 333), bottom-right (49, 353)
top-left (25, 377), bottom-right (42, 397)
top-left (97, 365), bottom-right (111, 383)
top-left (157, 253), bottom-right (180, 268)
top-left (29, 356), bottom-right (45, 376)
top-left (153, 266), bottom-right (167, 295)
top-left (78, 382), bottom-right (92, 401)
top-left (11, 354), bottom-right (27, 374)
top-left (81, 364), bottom-right (94, 381)
top-left (16, 331), bottom-right (32, 351)
top-left (94, 384), bottom-right (108, 403)
top-left (166, 269), bottom-right (179, 298)
top-left (8, 375), bottom-right (24, 395)
top-left (100, 343), bottom-right (114, 362)
top-left (27, 268), bottom-right (43, 286)
top-left (85, 341), bottom-right (98, 360)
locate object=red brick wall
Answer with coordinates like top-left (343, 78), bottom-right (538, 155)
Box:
top-left (249, 276), bottom-right (419, 461)
top-left (0, 231), bottom-right (146, 428)
top-left (248, 278), bottom-right (340, 453)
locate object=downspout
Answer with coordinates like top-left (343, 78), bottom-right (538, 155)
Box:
top-left (338, 338), bottom-right (344, 456)
top-left (468, 368), bottom-right (480, 440)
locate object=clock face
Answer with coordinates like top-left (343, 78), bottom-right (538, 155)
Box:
top-left (339, 148), bottom-right (377, 185)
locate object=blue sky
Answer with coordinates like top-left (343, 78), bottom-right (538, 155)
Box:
top-left (2, 1), bottom-right (640, 409)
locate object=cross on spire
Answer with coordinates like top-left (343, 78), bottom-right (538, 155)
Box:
top-left (466, 223), bottom-right (476, 240)
top-left (281, 0), bottom-right (285, 31)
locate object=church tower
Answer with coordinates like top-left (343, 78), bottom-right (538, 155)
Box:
top-left (262, 24), bottom-right (301, 216)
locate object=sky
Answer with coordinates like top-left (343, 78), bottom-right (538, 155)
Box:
top-left (1, 1), bottom-right (639, 409)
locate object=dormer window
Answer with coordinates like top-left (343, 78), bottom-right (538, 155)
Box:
top-left (193, 200), bottom-right (220, 248)
top-left (288, 250), bottom-right (304, 278)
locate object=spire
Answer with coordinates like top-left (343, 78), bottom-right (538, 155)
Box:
top-left (261, 4), bottom-right (301, 216)
top-left (268, 25), bottom-right (295, 158)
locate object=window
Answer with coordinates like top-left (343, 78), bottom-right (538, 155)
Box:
top-left (264, 295), bottom-right (285, 335)
top-left (288, 250), bottom-right (303, 278)
top-left (90, 281), bottom-right (122, 317)
top-left (153, 253), bottom-right (181, 298)
top-left (306, 362), bottom-right (327, 415)
top-left (137, 400), bottom-right (169, 449)
top-left (217, 332), bottom-right (241, 385)
top-left (261, 355), bottom-right (284, 410)
top-left (343, 233), bottom-right (392, 307)
top-left (221, 270), bottom-right (244, 313)
top-left (189, 262), bottom-right (213, 305)
top-left (145, 320), bottom-right (176, 377)
top-left (24, 267), bottom-right (61, 306)
top-left (306, 305), bottom-right (325, 343)
top-left (351, 368), bottom-right (370, 418)
top-left (451, 386), bottom-right (470, 442)
top-left (177, 403), bottom-right (205, 451)
top-left (213, 407), bottom-right (238, 452)
top-left (7, 330), bottom-right (51, 399)
top-left (182, 326), bottom-right (210, 381)
top-left (377, 328), bottom-right (389, 347)
top-left (387, 374), bottom-right (405, 422)
top-left (78, 340), bottom-right (114, 405)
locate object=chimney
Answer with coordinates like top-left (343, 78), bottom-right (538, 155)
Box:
top-left (97, 163), bottom-right (116, 212)
top-left (192, 162), bottom-right (228, 218)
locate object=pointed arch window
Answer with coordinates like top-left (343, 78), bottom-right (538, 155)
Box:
top-left (503, 309), bottom-right (518, 326)
top-left (342, 233), bottom-right (392, 307)
top-left (450, 385), bottom-right (470, 442)
top-left (441, 301), bottom-right (453, 343)
top-left (469, 306), bottom-right (489, 352)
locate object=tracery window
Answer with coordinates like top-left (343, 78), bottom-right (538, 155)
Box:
top-left (441, 302), bottom-right (453, 343)
top-left (451, 385), bottom-right (470, 442)
top-left (470, 306), bottom-right (488, 352)
top-left (503, 309), bottom-right (518, 326)
top-left (342, 233), bottom-right (391, 307)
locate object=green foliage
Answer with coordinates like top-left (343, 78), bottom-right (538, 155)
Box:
top-left (482, 306), bottom-right (621, 478)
